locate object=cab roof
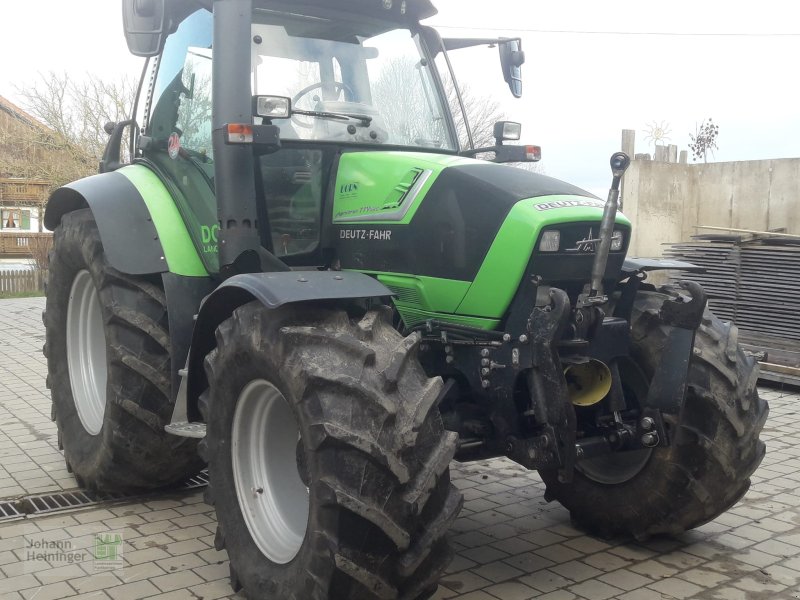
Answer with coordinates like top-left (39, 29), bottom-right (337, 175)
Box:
top-left (266, 0), bottom-right (438, 20)
top-left (184, 0), bottom-right (437, 21)
top-left (154, 0), bottom-right (438, 56)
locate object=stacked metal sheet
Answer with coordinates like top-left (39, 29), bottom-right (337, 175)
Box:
top-left (664, 238), bottom-right (739, 323)
top-left (664, 235), bottom-right (800, 386)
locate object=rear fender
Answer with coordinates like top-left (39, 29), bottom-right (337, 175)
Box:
top-left (621, 257), bottom-right (703, 276)
top-left (185, 271), bottom-right (394, 421)
top-left (44, 166), bottom-right (206, 277)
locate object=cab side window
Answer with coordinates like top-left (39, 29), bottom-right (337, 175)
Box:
top-left (175, 48), bottom-right (213, 160)
top-left (148, 9), bottom-right (213, 153)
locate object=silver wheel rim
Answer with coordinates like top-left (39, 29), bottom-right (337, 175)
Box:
top-left (576, 359), bottom-right (653, 485)
top-left (577, 448), bottom-right (652, 485)
top-left (232, 379), bottom-right (309, 564)
top-left (66, 270), bottom-right (108, 436)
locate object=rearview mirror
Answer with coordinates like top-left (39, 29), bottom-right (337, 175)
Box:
top-left (122, 0), bottom-right (167, 57)
top-left (499, 38), bottom-right (524, 98)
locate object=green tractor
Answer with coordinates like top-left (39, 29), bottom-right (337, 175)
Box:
top-left (43, 0), bottom-right (767, 598)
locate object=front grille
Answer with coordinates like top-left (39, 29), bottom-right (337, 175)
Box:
top-left (539, 223), bottom-right (630, 256)
top-left (531, 222), bottom-right (630, 283)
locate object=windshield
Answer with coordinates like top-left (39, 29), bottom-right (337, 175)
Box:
top-left (251, 9), bottom-right (456, 150)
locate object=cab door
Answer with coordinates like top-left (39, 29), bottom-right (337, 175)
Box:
top-left (141, 8), bottom-right (218, 272)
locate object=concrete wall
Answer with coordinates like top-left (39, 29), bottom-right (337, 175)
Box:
top-left (622, 158), bottom-right (800, 258)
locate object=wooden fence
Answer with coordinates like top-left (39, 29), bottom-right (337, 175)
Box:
top-left (0, 269), bottom-right (45, 294)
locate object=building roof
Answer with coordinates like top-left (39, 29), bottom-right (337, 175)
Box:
top-left (0, 96), bottom-right (57, 184)
top-left (0, 95), bottom-right (46, 130)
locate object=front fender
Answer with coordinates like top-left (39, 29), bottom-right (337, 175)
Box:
top-left (621, 257), bottom-right (703, 276)
top-left (44, 165), bottom-right (206, 277)
top-left (185, 271), bottom-right (394, 421)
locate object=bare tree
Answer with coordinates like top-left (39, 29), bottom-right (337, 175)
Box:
top-left (19, 71), bottom-right (136, 161)
top-left (372, 56), bottom-right (543, 172)
top-left (372, 55), bottom-right (505, 149)
top-left (444, 81), bottom-right (504, 150)
top-left (689, 118), bottom-right (719, 163)
top-left (28, 235), bottom-right (53, 271)
top-left (0, 99), bottom-right (95, 189)
top-left (0, 71), bottom-right (137, 190)
top-left (0, 72), bottom-right (136, 237)
top-left (371, 56), bottom-right (452, 147)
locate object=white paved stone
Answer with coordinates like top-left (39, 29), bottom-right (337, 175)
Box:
top-left (1, 297), bottom-right (799, 599)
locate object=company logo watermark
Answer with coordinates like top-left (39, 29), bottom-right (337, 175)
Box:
top-left (25, 538), bottom-right (84, 565)
top-left (93, 532), bottom-right (124, 571)
top-left (23, 531), bottom-right (124, 573)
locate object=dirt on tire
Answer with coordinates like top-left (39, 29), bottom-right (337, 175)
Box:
top-left (45, 208), bottom-right (203, 493)
top-left (201, 302), bottom-right (462, 600)
top-left (540, 287), bottom-right (768, 539)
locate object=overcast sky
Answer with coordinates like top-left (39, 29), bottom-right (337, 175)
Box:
top-left (1, 0), bottom-right (798, 194)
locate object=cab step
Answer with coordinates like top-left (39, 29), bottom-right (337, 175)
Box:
top-left (165, 421), bottom-right (207, 439)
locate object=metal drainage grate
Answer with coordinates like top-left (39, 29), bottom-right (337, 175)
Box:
top-left (0, 500), bottom-right (23, 519)
top-left (183, 469), bottom-right (209, 489)
top-left (21, 490), bottom-right (106, 516)
top-left (0, 469), bottom-right (210, 522)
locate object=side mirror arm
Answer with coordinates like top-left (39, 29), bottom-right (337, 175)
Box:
top-left (459, 144), bottom-right (542, 163)
top-left (100, 119), bottom-right (136, 173)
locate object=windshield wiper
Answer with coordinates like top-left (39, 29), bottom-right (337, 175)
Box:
top-left (292, 109), bottom-right (372, 127)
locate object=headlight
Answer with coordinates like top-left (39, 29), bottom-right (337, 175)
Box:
top-left (611, 230), bottom-right (624, 251)
top-left (254, 95), bottom-right (291, 119)
top-left (539, 230), bottom-right (561, 252)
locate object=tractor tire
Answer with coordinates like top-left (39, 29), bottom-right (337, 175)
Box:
top-left (44, 208), bottom-right (203, 493)
top-left (540, 287), bottom-right (768, 540)
top-left (200, 302), bottom-right (462, 600)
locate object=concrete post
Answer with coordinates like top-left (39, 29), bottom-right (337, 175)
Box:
top-left (679, 150), bottom-right (688, 164)
top-left (654, 145), bottom-right (667, 162)
top-left (668, 144), bottom-right (678, 163)
top-left (620, 130), bottom-right (636, 212)
top-left (622, 129), bottom-right (635, 159)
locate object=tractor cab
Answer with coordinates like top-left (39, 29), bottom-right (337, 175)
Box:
top-left (121, 0), bottom-right (529, 274)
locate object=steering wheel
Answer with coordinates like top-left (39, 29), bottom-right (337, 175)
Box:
top-left (291, 81), bottom-right (355, 129)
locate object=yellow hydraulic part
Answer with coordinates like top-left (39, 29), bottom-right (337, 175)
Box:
top-left (565, 359), bottom-right (612, 407)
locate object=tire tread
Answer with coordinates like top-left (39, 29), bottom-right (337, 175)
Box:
top-left (203, 304), bottom-right (460, 600)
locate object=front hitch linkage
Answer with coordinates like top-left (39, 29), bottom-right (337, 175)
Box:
top-left (579, 151), bottom-right (631, 307)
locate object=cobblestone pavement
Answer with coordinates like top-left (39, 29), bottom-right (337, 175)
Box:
top-left (1, 297), bottom-right (800, 599)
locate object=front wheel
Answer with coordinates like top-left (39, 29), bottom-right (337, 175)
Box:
top-left (201, 302), bottom-right (462, 600)
top-left (540, 288), bottom-right (768, 539)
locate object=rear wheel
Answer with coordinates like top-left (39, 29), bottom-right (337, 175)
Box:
top-left (540, 287), bottom-right (768, 539)
top-left (201, 302), bottom-right (462, 600)
top-left (44, 209), bottom-right (203, 492)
